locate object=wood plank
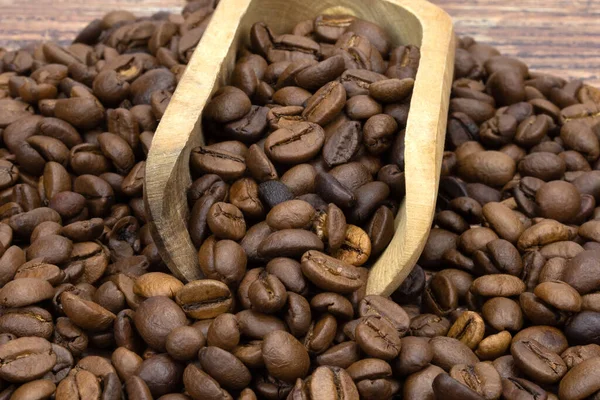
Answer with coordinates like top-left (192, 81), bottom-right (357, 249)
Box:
top-left (432, 0), bottom-right (600, 85)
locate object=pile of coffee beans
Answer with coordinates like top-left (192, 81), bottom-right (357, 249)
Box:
top-left (190, 17), bottom-right (417, 268)
top-left (2, 0), bottom-right (600, 398)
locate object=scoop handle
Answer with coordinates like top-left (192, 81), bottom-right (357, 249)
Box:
top-left (145, 0), bottom-right (254, 282)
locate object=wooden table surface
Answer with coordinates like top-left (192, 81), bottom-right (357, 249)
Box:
top-left (0, 0), bottom-right (598, 87)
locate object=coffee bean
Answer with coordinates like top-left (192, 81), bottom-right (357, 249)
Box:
top-left (0, 278), bottom-right (54, 308)
top-left (10, 379), bottom-right (57, 400)
top-left (206, 202), bottom-right (246, 241)
top-left (199, 346), bottom-right (251, 390)
top-left (310, 292), bottom-right (353, 320)
top-left (559, 357), bottom-right (600, 400)
top-left (0, 337), bottom-right (56, 383)
top-left (355, 315), bottom-right (402, 360)
top-left (563, 250), bottom-right (600, 295)
top-left (263, 330), bottom-right (310, 382)
top-left (322, 121), bottom-right (362, 167)
top-left (301, 250), bottom-right (364, 293)
top-left (248, 270), bottom-right (288, 313)
top-left (133, 296), bottom-right (187, 351)
top-left (198, 236), bottom-right (246, 286)
top-left (430, 336), bottom-right (479, 371)
top-left (340, 69), bottom-right (386, 97)
top-left (183, 363), bottom-right (232, 400)
top-left (258, 229), bottom-right (323, 259)
top-left (253, 180), bottom-right (294, 210)
top-left (191, 145), bottom-right (246, 181)
top-left (502, 377), bottom-right (547, 400)
top-left (482, 297), bottom-right (523, 332)
top-left (449, 362), bottom-right (502, 400)
top-left (447, 311), bottom-right (485, 349)
top-left (534, 280), bottom-right (581, 312)
top-left (60, 291), bottom-right (116, 331)
top-left (0, 306), bottom-right (53, 339)
top-left (307, 365), bottom-right (359, 399)
top-left (304, 313), bottom-right (337, 354)
top-left (476, 331), bottom-right (513, 361)
top-left (315, 172), bottom-right (356, 209)
top-left (165, 326), bottom-right (205, 362)
top-left (404, 364), bottom-right (446, 400)
top-left (128, 354), bottom-right (179, 397)
top-left (176, 279), bottom-right (233, 320)
top-left (565, 311), bottom-right (600, 345)
top-left (471, 274), bottom-right (526, 297)
top-left (133, 272), bottom-right (183, 299)
top-left (433, 373), bottom-right (485, 400)
top-left (511, 339), bottom-right (567, 384)
top-left (561, 344), bottom-right (600, 369)
top-left (265, 200), bottom-right (315, 231)
top-left (458, 150), bottom-right (516, 187)
top-left (26, 234), bottom-right (72, 265)
top-left (264, 121), bottom-right (325, 164)
top-left (424, 274), bottom-right (459, 316)
top-left (254, 260), bottom-right (302, 299)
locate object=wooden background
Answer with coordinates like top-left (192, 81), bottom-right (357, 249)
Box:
top-left (0, 0), bottom-right (598, 87)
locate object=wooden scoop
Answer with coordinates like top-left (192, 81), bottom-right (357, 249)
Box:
top-left (144, 0), bottom-right (455, 296)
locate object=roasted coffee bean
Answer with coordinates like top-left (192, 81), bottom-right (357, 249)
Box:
top-left (433, 373), bottom-right (485, 400)
top-left (183, 363), bottom-right (232, 400)
top-left (198, 236), bottom-right (246, 286)
top-left (447, 311), bottom-right (486, 349)
top-left (511, 339), bottom-right (567, 384)
top-left (322, 121), bottom-right (362, 167)
top-left (430, 336), bottom-right (479, 371)
top-left (304, 313), bottom-right (337, 354)
top-left (449, 362), bottom-right (502, 400)
top-left (133, 272), bottom-right (183, 299)
top-left (330, 224), bottom-right (371, 266)
top-left (355, 315), bottom-right (402, 360)
top-left (424, 274), bottom-right (459, 316)
top-left (264, 121), bottom-right (325, 164)
top-left (133, 296), bottom-right (187, 351)
top-left (248, 270), bottom-right (288, 313)
top-left (502, 377), bottom-right (547, 400)
top-left (393, 336), bottom-right (433, 376)
top-left (0, 306), bottom-right (53, 339)
top-left (563, 250), bottom-right (600, 295)
top-left (0, 278), bottom-right (55, 308)
top-left (266, 199), bottom-right (315, 231)
top-left (476, 331), bottom-right (513, 361)
top-left (262, 330), bottom-right (310, 382)
top-left (312, 203), bottom-right (346, 250)
top-left (0, 337), bottom-right (56, 383)
top-left (301, 250), bottom-right (363, 293)
top-left (191, 145), bottom-right (246, 181)
top-left (258, 180), bottom-right (295, 209)
top-left (482, 297), bottom-right (523, 332)
top-left (403, 364), bottom-right (446, 400)
top-left (258, 229), bottom-right (323, 259)
top-left (199, 346), bottom-right (251, 390)
top-left (165, 326), bottom-right (206, 362)
top-left (558, 357), bottom-right (600, 400)
top-left (565, 311), bottom-right (600, 345)
top-left (60, 291), bottom-right (115, 332)
top-left (458, 150), bottom-right (516, 187)
top-left (206, 202), bottom-right (246, 241)
top-left (176, 279), bottom-right (233, 321)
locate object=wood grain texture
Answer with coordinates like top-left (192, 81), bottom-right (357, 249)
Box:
top-left (432, 0), bottom-right (600, 86)
top-left (1, 0), bottom-right (598, 86)
top-left (144, 0), bottom-right (454, 295)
